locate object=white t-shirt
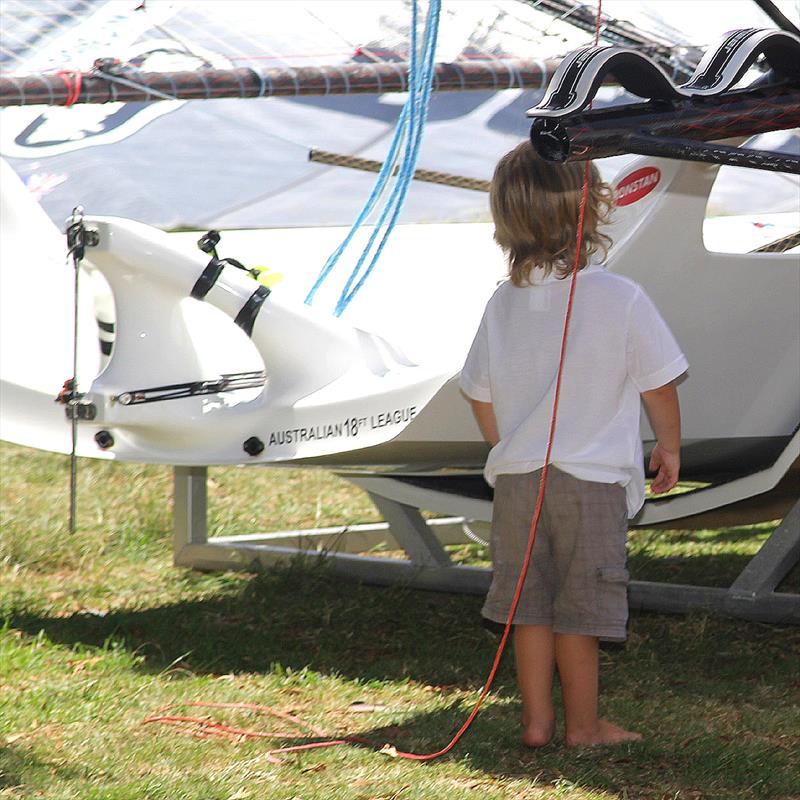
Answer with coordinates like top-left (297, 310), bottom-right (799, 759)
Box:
top-left (459, 263), bottom-right (688, 518)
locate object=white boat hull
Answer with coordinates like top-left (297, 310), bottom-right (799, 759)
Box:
top-left (1, 154), bottom-right (798, 521)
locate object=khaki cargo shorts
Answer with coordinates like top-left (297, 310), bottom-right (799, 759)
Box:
top-left (483, 467), bottom-right (630, 641)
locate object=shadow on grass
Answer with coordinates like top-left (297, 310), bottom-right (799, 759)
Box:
top-left (0, 746), bottom-right (25, 791)
top-left (5, 556), bottom-right (799, 684)
top-left (628, 550), bottom-right (757, 587)
top-left (5, 559), bottom-right (800, 799)
top-left (192, 697), bottom-right (799, 799)
top-left (0, 744), bottom-right (85, 791)
top-left (6, 559), bottom-right (503, 687)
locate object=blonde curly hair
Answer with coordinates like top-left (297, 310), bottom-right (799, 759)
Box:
top-left (490, 141), bottom-right (614, 286)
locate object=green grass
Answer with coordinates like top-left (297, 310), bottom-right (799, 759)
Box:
top-left (1, 442), bottom-right (798, 800)
top-left (628, 524), bottom-right (800, 590)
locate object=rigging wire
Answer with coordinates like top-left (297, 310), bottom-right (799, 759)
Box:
top-left (68, 244), bottom-right (80, 535)
top-left (63, 205), bottom-right (92, 535)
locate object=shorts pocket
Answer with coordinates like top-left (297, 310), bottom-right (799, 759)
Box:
top-left (595, 566), bottom-right (630, 621)
top-left (597, 567), bottom-right (629, 584)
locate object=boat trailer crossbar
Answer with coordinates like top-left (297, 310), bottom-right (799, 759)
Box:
top-left (173, 466), bottom-right (800, 625)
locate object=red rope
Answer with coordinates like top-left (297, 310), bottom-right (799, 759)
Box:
top-left (55, 70), bottom-right (83, 106)
top-left (145, 1), bottom-right (604, 766)
top-left (260, 2), bottom-right (603, 765)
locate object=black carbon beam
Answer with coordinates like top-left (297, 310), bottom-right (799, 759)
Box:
top-left (624, 134), bottom-right (800, 174)
top-left (530, 83), bottom-right (800, 173)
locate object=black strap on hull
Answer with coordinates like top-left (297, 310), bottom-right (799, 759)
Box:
top-left (234, 285), bottom-right (271, 337)
top-left (191, 258), bottom-right (225, 300)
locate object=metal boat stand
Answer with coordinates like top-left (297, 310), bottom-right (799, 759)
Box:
top-left (173, 466), bottom-right (491, 593)
top-left (627, 497), bottom-right (800, 624)
top-left (172, 465), bottom-right (800, 625)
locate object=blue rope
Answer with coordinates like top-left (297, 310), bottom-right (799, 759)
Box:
top-left (304, 2), bottom-right (419, 307)
top-left (303, 101), bottom-right (411, 305)
top-left (334, 1), bottom-right (440, 317)
top-left (332, 8), bottom-right (424, 314)
top-left (304, 0), bottom-right (441, 315)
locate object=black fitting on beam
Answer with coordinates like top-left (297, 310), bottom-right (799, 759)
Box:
top-left (197, 230), bottom-right (221, 257)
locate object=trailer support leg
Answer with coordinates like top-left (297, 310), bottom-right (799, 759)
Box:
top-left (173, 465), bottom-right (208, 552)
top-left (171, 466), bottom-right (799, 624)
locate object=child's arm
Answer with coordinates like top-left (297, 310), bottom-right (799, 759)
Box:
top-left (469, 399), bottom-right (500, 447)
top-left (641, 381), bottom-right (681, 494)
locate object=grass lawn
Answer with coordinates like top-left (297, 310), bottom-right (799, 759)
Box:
top-left (1, 442), bottom-right (798, 800)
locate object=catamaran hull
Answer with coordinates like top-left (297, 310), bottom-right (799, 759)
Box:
top-left (1, 154), bottom-right (798, 522)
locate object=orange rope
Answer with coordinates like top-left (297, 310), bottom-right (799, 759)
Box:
top-left (144, 0), bottom-right (604, 766)
top-left (55, 70), bottom-right (83, 106)
top-left (142, 702), bottom-right (333, 748)
top-left (261, 0), bottom-right (603, 765)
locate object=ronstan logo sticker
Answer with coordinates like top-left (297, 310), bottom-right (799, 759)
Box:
top-left (615, 167), bottom-right (661, 206)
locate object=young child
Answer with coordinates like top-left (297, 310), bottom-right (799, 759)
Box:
top-left (460, 141), bottom-right (687, 748)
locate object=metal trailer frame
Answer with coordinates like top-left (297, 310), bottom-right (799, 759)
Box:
top-left (173, 463), bottom-right (800, 626)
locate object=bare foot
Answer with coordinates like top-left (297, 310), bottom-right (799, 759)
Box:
top-left (521, 719), bottom-right (556, 748)
top-left (566, 718), bottom-right (642, 747)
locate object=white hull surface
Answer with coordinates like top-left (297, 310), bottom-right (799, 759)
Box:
top-left (0, 156), bottom-right (502, 465)
top-left (1, 156), bottom-right (798, 518)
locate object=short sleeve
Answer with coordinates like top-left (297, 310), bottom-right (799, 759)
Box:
top-left (626, 288), bottom-right (689, 392)
top-left (460, 313), bottom-right (492, 402)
